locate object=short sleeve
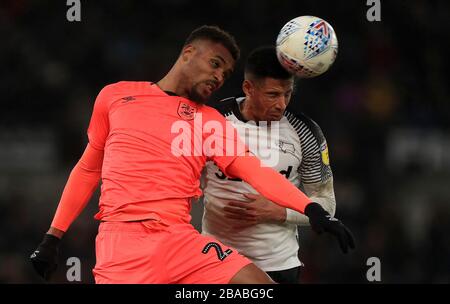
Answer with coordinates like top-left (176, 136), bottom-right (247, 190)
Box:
top-left (298, 121), bottom-right (333, 184)
top-left (87, 85), bottom-right (113, 150)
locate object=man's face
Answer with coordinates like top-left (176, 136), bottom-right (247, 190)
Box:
top-left (244, 77), bottom-right (294, 121)
top-left (182, 40), bottom-right (235, 104)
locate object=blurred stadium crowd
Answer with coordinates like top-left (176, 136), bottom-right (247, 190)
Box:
top-left (0, 0), bottom-right (449, 283)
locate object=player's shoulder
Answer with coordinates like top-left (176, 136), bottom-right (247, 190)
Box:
top-left (283, 109), bottom-right (326, 140)
top-left (284, 109), bottom-right (322, 131)
top-left (209, 96), bottom-right (242, 117)
top-left (100, 81), bottom-right (153, 94)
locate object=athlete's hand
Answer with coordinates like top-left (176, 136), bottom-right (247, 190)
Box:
top-left (223, 193), bottom-right (286, 229)
top-left (305, 202), bottom-right (355, 253)
top-left (30, 234), bottom-right (61, 280)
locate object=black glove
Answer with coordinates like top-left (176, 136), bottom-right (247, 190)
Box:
top-left (30, 234), bottom-right (61, 280)
top-left (305, 202), bottom-right (355, 253)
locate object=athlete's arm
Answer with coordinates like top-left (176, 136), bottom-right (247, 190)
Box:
top-left (209, 109), bottom-right (354, 253)
top-left (30, 144), bottom-right (103, 280)
top-left (48, 81), bottom-right (113, 235)
top-left (226, 153), bottom-right (311, 214)
top-left (222, 193), bottom-right (287, 228)
top-left (285, 178), bottom-right (336, 226)
top-left (31, 84), bottom-right (111, 280)
top-left (48, 143), bottom-right (104, 236)
top-left (285, 117), bottom-right (336, 226)
top-left (226, 154), bottom-right (354, 254)
top-left (222, 179), bottom-right (335, 227)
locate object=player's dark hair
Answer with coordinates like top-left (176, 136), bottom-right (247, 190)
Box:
top-left (245, 46), bottom-right (292, 80)
top-left (184, 25), bottom-right (240, 61)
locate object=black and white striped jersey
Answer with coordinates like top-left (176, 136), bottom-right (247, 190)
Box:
top-left (201, 96), bottom-right (336, 272)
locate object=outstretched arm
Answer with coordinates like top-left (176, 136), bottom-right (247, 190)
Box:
top-left (225, 153), bottom-right (354, 254)
top-left (48, 143), bottom-right (104, 237)
top-left (31, 84), bottom-right (113, 280)
top-left (221, 179), bottom-right (335, 228)
top-left (226, 154), bottom-right (311, 214)
top-left (48, 84), bottom-right (111, 237)
top-left (30, 144), bottom-right (103, 281)
top-left (285, 178), bottom-right (336, 226)
top-left (224, 114), bottom-right (336, 226)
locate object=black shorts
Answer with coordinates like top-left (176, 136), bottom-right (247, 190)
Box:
top-left (266, 266), bottom-right (302, 284)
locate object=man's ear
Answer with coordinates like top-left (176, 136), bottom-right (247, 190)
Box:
top-left (242, 79), bottom-right (254, 97)
top-left (181, 44), bottom-right (196, 62)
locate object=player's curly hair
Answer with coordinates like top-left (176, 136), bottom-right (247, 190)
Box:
top-left (245, 46), bottom-right (292, 80)
top-left (184, 25), bottom-right (240, 61)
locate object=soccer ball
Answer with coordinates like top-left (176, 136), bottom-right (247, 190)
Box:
top-left (276, 16), bottom-right (338, 78)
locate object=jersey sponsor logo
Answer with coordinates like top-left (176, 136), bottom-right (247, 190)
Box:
top-left (320, 142), bottom-right (330, 166)
top-left (202, 242), bottom-right (233, 261)
top-left (177, 101), bottom-right (197, 120)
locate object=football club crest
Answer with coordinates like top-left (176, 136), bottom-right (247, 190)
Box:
top-left (278, 141), bottom-right (296, 154)
top-left (320, 142), bottom-right (330, 166)
top-left (177, 101), bottom-right (197, 120)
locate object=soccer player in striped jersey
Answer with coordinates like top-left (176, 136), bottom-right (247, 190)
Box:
top-left (202, 46), bottom-right (341, 283)
top-left (30, 27), bottom-right (353, 284)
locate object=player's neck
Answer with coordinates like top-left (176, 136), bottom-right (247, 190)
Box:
top-left (240, 98), bottom-right (258, 122)
top-left (157, 71), bottom-right (190, 99)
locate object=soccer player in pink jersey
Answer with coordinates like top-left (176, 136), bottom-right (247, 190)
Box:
top-left (30, 25), bottom-right (354, 283)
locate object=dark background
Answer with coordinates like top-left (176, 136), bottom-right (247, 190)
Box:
top-left (1, 0), bottom-right (449, 283)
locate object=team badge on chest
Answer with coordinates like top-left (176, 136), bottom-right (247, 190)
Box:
top-left (177, 101), bottom-right (197, 120)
